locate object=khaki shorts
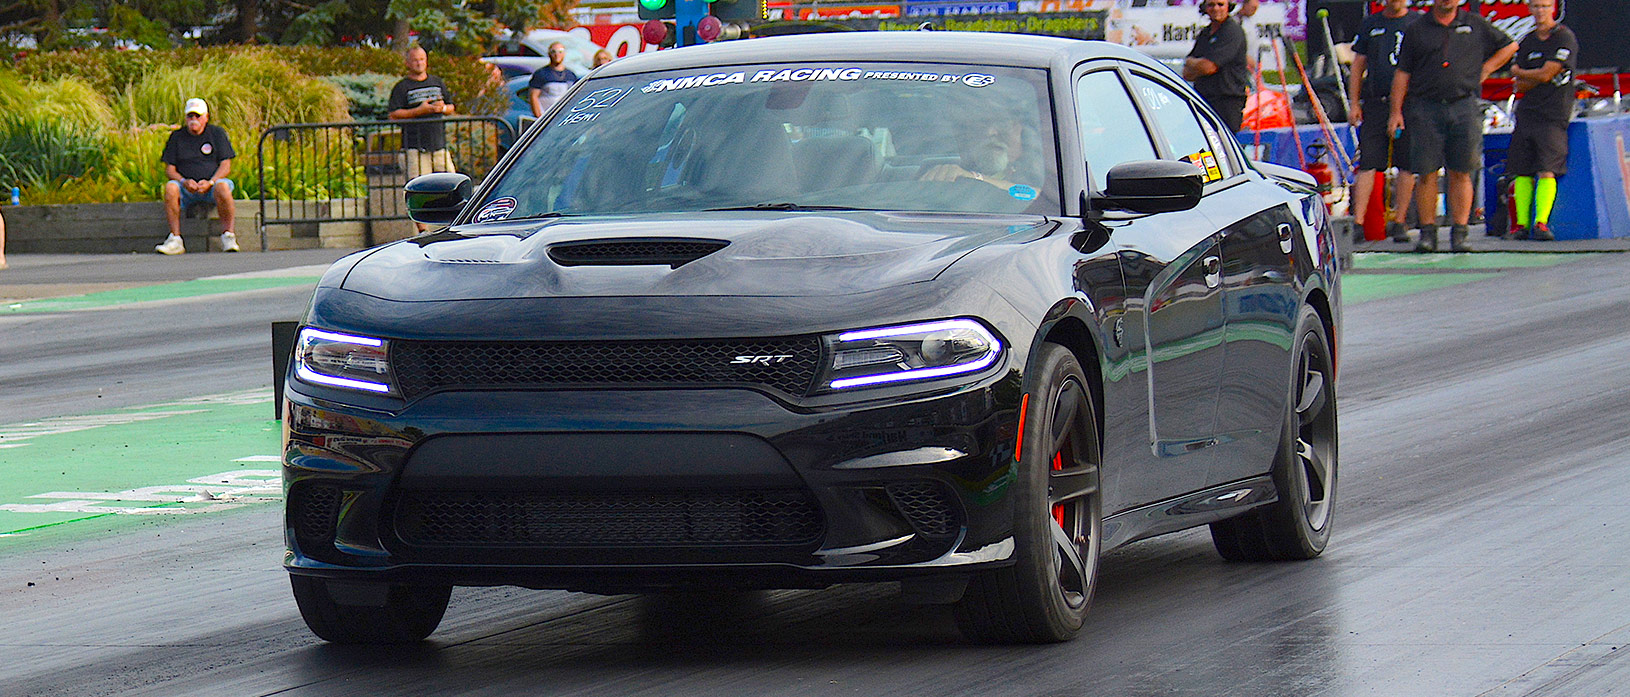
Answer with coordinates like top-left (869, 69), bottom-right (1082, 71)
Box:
top-left (404, 148), bottom-right (456, 180)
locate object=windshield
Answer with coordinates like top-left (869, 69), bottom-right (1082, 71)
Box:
top-left (469, 62), bottom-right (1059, 221)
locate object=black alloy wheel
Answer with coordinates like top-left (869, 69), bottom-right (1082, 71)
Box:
top-left (956, 343), bottom-right (1102, 644)
top-left (1211, 304), bottom-right (1338, 561)
top-left (290, 575), bottom-right (452, 644)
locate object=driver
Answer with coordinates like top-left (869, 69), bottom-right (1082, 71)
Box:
top-left (920, 114), bottom-right (1037, 192)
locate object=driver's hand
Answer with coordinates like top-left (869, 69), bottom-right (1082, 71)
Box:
top-left (921, 164), bottom-right (980, 183)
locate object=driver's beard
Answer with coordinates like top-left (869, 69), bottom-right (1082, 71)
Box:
top-left (967, 142), bottom-right (1011, 178)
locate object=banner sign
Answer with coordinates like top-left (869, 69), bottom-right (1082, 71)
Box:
top-left (1108, 2), bottom-right (1290, 60)
top-left (767, 3), bottom-right (904, 19)
top-left (905, 2), bottom-right (1020, 16)
top-left (834, 10), bottom-right (1108, 39)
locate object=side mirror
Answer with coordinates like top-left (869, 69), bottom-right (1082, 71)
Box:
top-left (1096, 160), bottom-right (1204, 214)
top-left (405, 173), bottom-right (473, 225)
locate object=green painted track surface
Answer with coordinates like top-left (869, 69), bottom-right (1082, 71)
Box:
top-left (1350, 252), bottom-right (1590, 271)
top-left (0, 391), bottom-right (283, 542)
top-left (3, 276), bottom-right (322, 313)
top-left (1343, 273), bottom-right (1500, 304)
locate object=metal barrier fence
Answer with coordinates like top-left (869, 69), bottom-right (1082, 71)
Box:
top-left (255, 116), bottom-right (515, 250)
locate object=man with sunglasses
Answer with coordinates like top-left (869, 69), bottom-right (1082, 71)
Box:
top-left (529, 42), bottom-right (580, 118)
top-left (1184, 0), bottom-right (1250, 133)
top-left (156, 98), bottom-right (238, 255)
top-left (1387, 0), bottom-right (1515, 252)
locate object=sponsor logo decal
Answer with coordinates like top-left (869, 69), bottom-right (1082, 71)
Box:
top-left (1008, 184), bottom-right (1039, 201)
top-left (474, 196), bottom-right (517, 223)
top-left (962, 73), bottom-right (997, 88)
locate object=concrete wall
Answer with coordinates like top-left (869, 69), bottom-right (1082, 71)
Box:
top-left (2, 201), bottom-right (411, 253)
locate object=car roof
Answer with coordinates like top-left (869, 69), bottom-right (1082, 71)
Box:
top-left (593, 32), bottom-right (1161, 77)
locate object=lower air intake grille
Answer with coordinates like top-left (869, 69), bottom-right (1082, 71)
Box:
top-left (886, 481), bottom-right (959, 536)
top-left (291, 483), bottom-right (342, 547)
top-left (391, 336), bottom-right (823, 399)
top-left (394, 489), bottom-right (824, 546)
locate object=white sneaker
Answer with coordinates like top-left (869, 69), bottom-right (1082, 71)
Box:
top-left (155, 234), bottom-right (185, 255)
top-left (220, 231), bottom-right (240, 253)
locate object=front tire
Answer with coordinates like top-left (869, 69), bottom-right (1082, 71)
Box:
top-left (290, 575), bottom-right (451, 644)
top-left (955, 343), bottom-right (1102, 644)
top-left (1211, 304), bottom-right (1338, 561)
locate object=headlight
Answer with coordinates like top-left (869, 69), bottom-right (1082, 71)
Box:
top-left (293, 328), bottom-right (395, 394)
top-left (824, 319), bottom-right (1001, 390)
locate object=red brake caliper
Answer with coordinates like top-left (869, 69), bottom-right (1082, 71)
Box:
top-left (1051, 451), bottom-right (1066, 527)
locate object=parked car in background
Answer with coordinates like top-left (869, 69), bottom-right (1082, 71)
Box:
top-left (481, 28), bottom-right (597, 80)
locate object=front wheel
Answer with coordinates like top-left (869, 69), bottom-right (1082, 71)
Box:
top-left (290, 575), bottom-right (451, 644)
top-left (1211, 304), bottom-right (1338, 561)
top-left (955, 343), bottom-right (1102, 644)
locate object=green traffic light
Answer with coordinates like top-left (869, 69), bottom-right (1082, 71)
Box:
top-left (639, 0), bottom-right (667, 10)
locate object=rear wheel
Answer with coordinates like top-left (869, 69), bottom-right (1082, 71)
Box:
top-left (1211, 305), bottom-right (1338, 561)
top-left (955, 343), bottom-right (1101, 644)
top-left (290, 575), bottom-right (451, 644)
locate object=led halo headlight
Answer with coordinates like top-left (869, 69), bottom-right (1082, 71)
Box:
top-left (824, 319), bottom-right (1002, 390)
top-left (293, 328), bottom-right (395, 394)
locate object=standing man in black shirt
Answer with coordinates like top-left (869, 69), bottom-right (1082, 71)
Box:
top-left (156, 97), bottom-right (238, 255)
top-left (1349, 0), bottom-right (1418, 243)
top-left (1387, 0), bottom-right (1515, 252)
top-left (1184, 0), bottom-right (1250, 134)
top-left (389, 45), bottom-right (459, 231)
top-left (1506, 0), bottom-right (1577, 241)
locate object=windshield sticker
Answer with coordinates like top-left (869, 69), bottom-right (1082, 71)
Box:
top-left (473, 197), bottom-right (517, 223)
top-left (565, 87), bottom-right (629, 124)
top-left (1181, 150), bottom-right (1223, 183)
top-left (1008, 184), bottom-right (1038, 201)
top-left (640, 68), bottom-right (997, 95)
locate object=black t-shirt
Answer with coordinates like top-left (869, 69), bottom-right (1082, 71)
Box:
top-left (1514, 23), bottom-right (1578, 123)
top-left (1397, 9), bottom-right (1512, 103)
top-left (1351, 10), bottom-right (1416, 100)
top-left (161, 123), bottom-right (236, 182)
top-left (389, 75), bottom-right (455, 151)
top-left (1188, 17), bottom-right (1250, 99)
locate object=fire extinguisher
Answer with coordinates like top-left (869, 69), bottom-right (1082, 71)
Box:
top-left (1305, 142), bottom-right (1334, 209)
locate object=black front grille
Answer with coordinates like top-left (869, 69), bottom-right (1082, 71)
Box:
top-left (548, 238), bottom-right (729, 268)
top-left (886, 481), bottom-right (959, 536)
top-left (392, 337), bottom-right (823, 399)
top-left (291, 483), bottom-right (342, 548)
top-left (393, 489), bottom-right (824, 546)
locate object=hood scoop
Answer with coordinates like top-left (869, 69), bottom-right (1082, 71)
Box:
top-left (548, 237), bottom-right (730, 269)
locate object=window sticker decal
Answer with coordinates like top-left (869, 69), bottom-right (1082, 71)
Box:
top-left (638, 68), bottom-right (998, 95)
top-left (473, 196), bottom-right (517, 223)
top-left (1009, 184), bottom-right (1039, 201)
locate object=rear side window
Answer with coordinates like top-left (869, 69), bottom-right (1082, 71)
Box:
top-left (1075, 70), bottom-right (1157, 191)
top-left (1129, 74), bottom-right (1226, 184)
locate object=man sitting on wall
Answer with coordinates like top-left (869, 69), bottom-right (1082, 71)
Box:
top-left (156, 97), bottom-right (239, 254)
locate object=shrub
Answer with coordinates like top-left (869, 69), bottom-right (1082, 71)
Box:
top-left (0, 113), bottom-right (108, 192)
top-left (322, 73), bottom-right (398, 121)
top-left (122, 54), bottom-right (350, 133)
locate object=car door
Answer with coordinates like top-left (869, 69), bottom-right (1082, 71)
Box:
top-left (1078, 66), bottom-right (1224, 510)
top-left (1203, 107), bottom-right (1302, 484)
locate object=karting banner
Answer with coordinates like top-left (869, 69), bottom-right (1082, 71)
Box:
top-left (1108, 0), bottom-right (1295, 60)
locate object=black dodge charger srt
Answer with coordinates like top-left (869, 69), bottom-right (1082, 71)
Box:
top-left (283, 32), bottom-right (1341, 645)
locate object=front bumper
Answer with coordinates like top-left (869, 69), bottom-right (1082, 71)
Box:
top-left (283, 373), bottom-right (1024, 592)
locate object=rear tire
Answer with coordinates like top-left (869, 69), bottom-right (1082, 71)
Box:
top-left (955, 343), bottom-right (1102, 644)
top-left (290, 575), bottom-right (451, 644)
top-left (1211, 305), bottom-right (1338, 561)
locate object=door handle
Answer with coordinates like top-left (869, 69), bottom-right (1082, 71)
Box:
top-left (1203, 255), bottom-right (1221, 289)
top-left (1277, 223), bottom-right (1295, 254)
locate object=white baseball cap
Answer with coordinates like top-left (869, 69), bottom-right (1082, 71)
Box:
top-left (184, 98), bottom-right (209, 117)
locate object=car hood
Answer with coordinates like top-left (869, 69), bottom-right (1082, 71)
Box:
top-left (339, 211), bottom-right (1052, 300)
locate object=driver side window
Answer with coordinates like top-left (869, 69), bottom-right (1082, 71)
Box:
top-left (1075, 70), bottom-right (1156, 191)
